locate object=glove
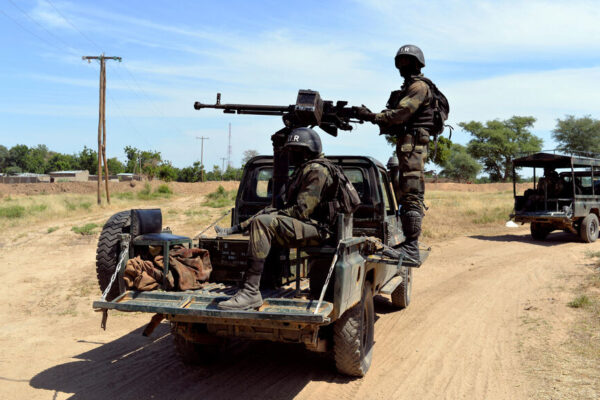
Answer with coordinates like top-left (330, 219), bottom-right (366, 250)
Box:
top-left (214, 224), bottom-right (241, 237)
top-left (356, 105), bottom-right (376, 122)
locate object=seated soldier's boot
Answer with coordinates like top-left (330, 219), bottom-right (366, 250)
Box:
top-left (218, 259), bottom-right (264, 310)
top-left (397, 210), bottom-right (422, 263)
top-left (215, 224), bottom-right (241, 237)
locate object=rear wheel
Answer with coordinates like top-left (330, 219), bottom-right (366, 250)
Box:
top-left (96, 211), bottom-right (131, 301)
top-left (391, 267), bottom-right (412, 309)
top-left (333, 281), bottom-right (374, 377)
top-left (530, 222), bottom-right (551, 241)
top-left (171, 323), bottom-right (222, 365)
top-left (580, 214), bottom-right (599, 243)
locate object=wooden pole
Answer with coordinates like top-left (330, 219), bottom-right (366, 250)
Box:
top-left (82, 54), bottom-right (122, 204)
top-left (102, 62), bottom-right (110, 203)
top-left (96, 56), bottom-right (104, 205)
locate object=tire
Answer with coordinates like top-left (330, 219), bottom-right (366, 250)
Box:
top-left (391, 266), bottom-right (412, 309)
top-left (530, 222), bottom-right (551, 241)
top-left (580, 214), bottom-right (599, 243)
top-left (333, 281), bottom-right (375, 377)
top-left (171, 323), bottom-right (221, 365)
top-left (96, 210), bottom-right (131, 301)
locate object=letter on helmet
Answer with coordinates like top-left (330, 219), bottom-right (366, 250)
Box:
top-left (283, 127), bottom-right (322, 155)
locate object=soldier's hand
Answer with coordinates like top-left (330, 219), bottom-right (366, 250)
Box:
top-left (356, 105), bottom-right (376, 123)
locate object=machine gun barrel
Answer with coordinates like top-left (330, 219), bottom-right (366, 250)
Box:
top-left (193, 101), bottom-right (293, 116)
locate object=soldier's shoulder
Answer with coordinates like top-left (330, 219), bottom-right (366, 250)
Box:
top-left (408, 79), bottom-right (429, 92)
top-left (305, 160), bottom-right (330, 173)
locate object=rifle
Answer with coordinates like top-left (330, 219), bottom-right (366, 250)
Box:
top-left (194, 89), bottom-right (367, 137)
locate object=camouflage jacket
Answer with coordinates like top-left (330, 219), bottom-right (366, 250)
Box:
top-left (239, 158), bottom-right (334, 230)
top-left (374, 74), bottom-right (432, 129)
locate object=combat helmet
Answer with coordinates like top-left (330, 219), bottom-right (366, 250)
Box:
top-left (395, 44), bottom-right (425, 68)
top-left (283, 127), bottom-right (322, 155)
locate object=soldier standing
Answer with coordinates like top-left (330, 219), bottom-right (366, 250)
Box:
top-left (358, 44), bottom-right (437, 261)
top-left (215, 127), bottom-right (336, 310)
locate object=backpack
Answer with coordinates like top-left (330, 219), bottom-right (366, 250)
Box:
top-left (310, 158), bottom-right (362, 217)
top-left (413, 76), bottom-right (450, 136)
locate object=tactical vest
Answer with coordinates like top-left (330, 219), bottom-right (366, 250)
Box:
top-left (386, 75), bottom-right (435, 133)
top-left (285, 159), bottom-right (336, 226)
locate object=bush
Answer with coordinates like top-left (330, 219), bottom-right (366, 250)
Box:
top-left (568, 295), bottom-right (591, 308)
top-left (47, 226), bottom-right (59, 233)
top-left (203, 185), bottom-right (237, 208)
top-left (156, 184), bottom-right (173, 195)
top-left (0, 205), bottom-right (25, 218)
top-left (71, 223), bottom-right (99, 236)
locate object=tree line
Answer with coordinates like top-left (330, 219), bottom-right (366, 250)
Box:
top-left (436, 114), bottom-right (600, 182)
top-left (1, 115), bottom-right (598, 183)
top-left (0, 144), bottom-right (253, 182)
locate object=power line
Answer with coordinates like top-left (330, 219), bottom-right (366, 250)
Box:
top-left (0, 9), bottom-right (66, 52)
top-left (6, 0), bottom-right (77, 53)
top-left (44, 0), bottom-right (104, 51)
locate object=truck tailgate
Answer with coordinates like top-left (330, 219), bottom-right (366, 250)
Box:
top-left (93, 281), bottom-right (333, 324)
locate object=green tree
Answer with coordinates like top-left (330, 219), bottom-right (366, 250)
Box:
top-left (205, 165), bottom-right (222, 181)
top-left (158, 162), bottom-right (179, 182)
top-left (123, 146), bottom-right (162, 178)
top-left (178, 161), bottom-right (204, 182)
top-left (552, 115), bottom-right (600, 156)
top-left (441, 144), bottom-right (481, 182)
top-left (7, 144), bottom-right (29, 171)
top-left (461, 116), bottom-right (542, 182)
top-left (47, 153), bottom-right (77, 172)
top-left (77, 146), bottom-right (98, 174)
top-left (222, 165), bottom-right (243, 181)
top-left (0, 145), bottom-right (9, 173)
top-left (107, 157), bottom-right (125, 175)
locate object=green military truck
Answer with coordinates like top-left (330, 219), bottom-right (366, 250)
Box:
top-left (511, 152), bottom-right (600, 242)
top-left (93, 155), bottom-right (428, 377)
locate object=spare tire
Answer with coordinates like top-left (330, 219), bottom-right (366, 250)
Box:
top-left (96, 210), bottom-right (131, 301)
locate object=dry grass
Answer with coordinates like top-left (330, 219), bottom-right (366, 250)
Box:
top-left (423, 189), bottom-right (514, 241)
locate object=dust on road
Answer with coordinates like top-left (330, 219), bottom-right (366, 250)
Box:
top-left (0, 188), bottom-right (598, 400)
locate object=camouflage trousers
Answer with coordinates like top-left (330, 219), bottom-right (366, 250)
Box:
top-left (247, 214), bottom-right (323, 261)
top-left (395, 129), bottom-right (428, 213)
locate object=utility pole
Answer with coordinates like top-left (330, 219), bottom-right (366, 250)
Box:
top-left (227, 123), bottom-right (232, 169)
top-left (83, 54), bottom-right (122, 204)
top-left (196, 136), bottom-right (209, 181)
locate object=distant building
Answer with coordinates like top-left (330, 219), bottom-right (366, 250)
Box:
top-left (0, 173), bottom-right (50, 183)
top-left (117, 173), bottom-right (142, 182)
top-left (49, 170), bottom-right (89, 182)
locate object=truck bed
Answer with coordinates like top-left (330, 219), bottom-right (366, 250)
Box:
top-left (93, 279), bottom-right (333, 325)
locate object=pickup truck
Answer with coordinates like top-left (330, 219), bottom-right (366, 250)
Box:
top-left (93, 155), bottom-right (428, 377)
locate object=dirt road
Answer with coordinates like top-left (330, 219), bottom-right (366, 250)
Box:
top-left (0, 197), bottom-right (597, 399)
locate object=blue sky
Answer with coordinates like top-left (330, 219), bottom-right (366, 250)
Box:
top-left (1, 0), bottom-right (599, 169)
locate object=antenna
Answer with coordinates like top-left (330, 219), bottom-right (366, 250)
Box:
top-left (227, 123), bottom-right (232, 169)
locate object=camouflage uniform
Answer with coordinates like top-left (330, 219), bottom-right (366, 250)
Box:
top-left (240, 159), bottom-right (334, 262)
top-left (374, 74), bottom-right (432, 213)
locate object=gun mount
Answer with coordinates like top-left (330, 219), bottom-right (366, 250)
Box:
top-left (195, 89), bottom-right (369, 208)
top-left (194, 89), bottom-right (367, 137)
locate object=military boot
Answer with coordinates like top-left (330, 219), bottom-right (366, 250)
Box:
top-left (214, 224), bottom-right (241, 237)
top-left (397, 210), bottom-right (422, 264)
top-left (218, 259), bottom-right (264, 310)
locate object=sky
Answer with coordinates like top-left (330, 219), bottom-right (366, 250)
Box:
top-left (1, 0), bottom-right (599, 170)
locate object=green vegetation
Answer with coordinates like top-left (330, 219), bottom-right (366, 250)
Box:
top-left (0, 205), bottom-right (25, 218)
top-left (461, 116), bottom-right (543, 182)
top-left (115, 191), bottom-right (134, 200)
top-left (137, 183), bottom-right (173, 200)
top-left (64, 199), bottom-right (92, 211)
top-left (203, 185), bottom-right (237, 208)
top-left (47, 226), bottom-right (59, 233)
top-left (440, 143), bottom-right (481, 182)
top-left (553, 115), bottom-right (600, 157)
top-left (568, 295), bottom-right (591, 308)
top-left (71, 223), bottom-right (99, 236)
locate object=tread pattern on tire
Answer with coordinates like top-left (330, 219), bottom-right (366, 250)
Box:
top-left (96, 210), bottom-right (131, 301)
top-left (333, 282), bottom-right (374, 377)
top-left (391, 267), bottom-right (411, 309)
top-left (580, 213), bottom-right (599, 243)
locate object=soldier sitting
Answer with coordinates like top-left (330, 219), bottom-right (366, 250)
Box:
top-left (215, 127), bottom-right (336, 310)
